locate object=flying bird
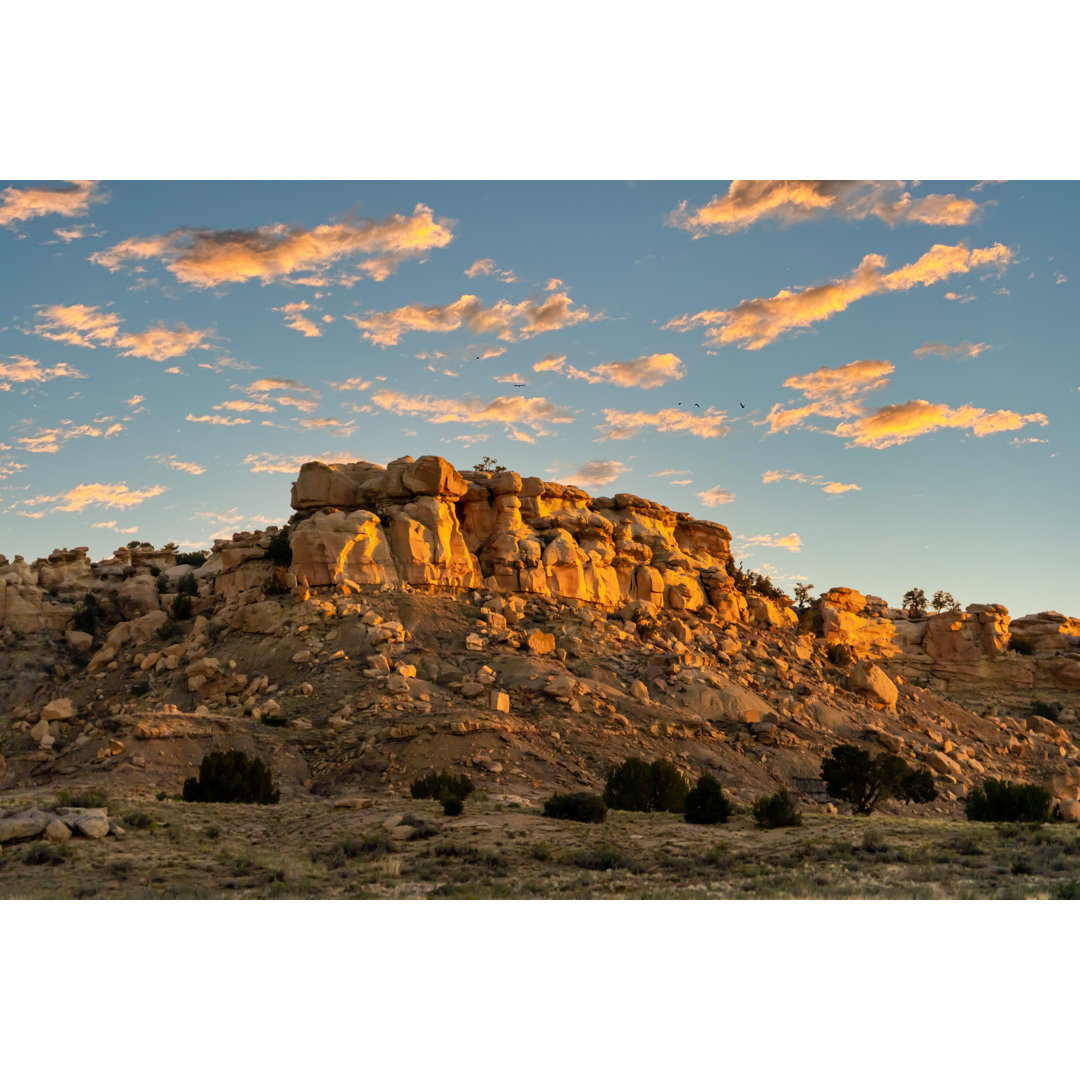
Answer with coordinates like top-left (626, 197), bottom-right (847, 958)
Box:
top-left (694, 403), bottom-right (700, 408)
top-left (740, 402), bottom-right (745, 409)
top-left (513, 383), bottom-right (526, 387)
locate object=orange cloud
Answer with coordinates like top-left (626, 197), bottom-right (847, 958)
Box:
top-left (276, 394), bottom-right (319, 413)
top-left (0, 355), bottom-right (86, 388)
top-left (833, 400), bottom-right (1050, 448)
top-left (737, 532), bottom-right (802, 552)
top-left (115, 322), bottom-right (214, 362)
top-left (698, 486), bottom-right (735, 506)
top-left (0, 181), bottom-right (105, 230)
top-left (346, 291), bottom-right (599, 347)
top-left (913, 340), bottom-right (990, 360)
top-left (555, 459), bottom-right (629, 488)
top-left (246, 377), bottom-right (318, 396)
top-left (328, 377), bottom-right (372, 392)
top-left (565, 352), bottom-right (684, 389)
top-left (667, 181), bottom-right (984, 237)
top-left (761, 359), bottom-right (894, 433)
top-left (16, 421), bottom-right (123, 454)
top-left (90, 203), bottom-right (453, 288)
top-left (186, 413), bottom-right (250, 426)
top-left (214, 400), bottom-right (277, 413)
top-left (665, 242), bottom-right (1013, 349)
top-left (241, 451), bottom-right (356, 474)
top-left (595, 406), bottom-right (730, 441)
top-left (23, 481), bottom-right (166, 513)
top-left (151, 454), bottom-right (205, 475)
top-left (494, 373), bottom-right (528, 384)
top-left (90, 521), bottom-right (140, 533)
top-left (372, 388), bottom-right (574, 437)
top-left (533, 354), bottom-right (566, 373)
top-left (29, 303), bottom-right (120, 347)
top-left (762, 469), bottom-right (861, 494)
top-left (274, 301), bottom-right (322, 337)
top-left (464, 258), bottom-right (517, 282)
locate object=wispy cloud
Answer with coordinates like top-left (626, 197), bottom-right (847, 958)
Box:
top-left (214, 400), bottom-right (277, 413)
top-left (186, 413), bottom-right (250, 426)
top-left (151, 453), bottom-right (205, 475)
top-left (493, 373), bottom-right (528, 384)
top-left (90, 203), bottom-right (454, 288)
top-left (649, 468), bottom-right (691, 478)
top-left (533, 354), bottom-right (567, 373)
top-left (736, 531), bottom-right (802, 553)
top-left (90, 520), bottom-right (140, 533)
top-left (328, 377), bottom-right (372, 392)
top-left (913, 340), bottom-right (990, 360)
top-left (241, 451), bottom-right (357, 474)
top-left (762, 359), bottom-right (895, 434)
top-left (372, 388), bottom-right (574, 438)
top-left (562, 352), bottom-right (684, 389)
top-left (762, 469), bottom-right (861, 494)
top-left (23, 481), bottom-right (166, 513)
top-left (0, 355), bottom-right (86, 390)
top-left (274, 300), bottom-right (323, 337)
top-left (464, 258), bottom-right (517, 282)
top-left (0, 181), bottom-right (106, 230)
top-left (667, 181), bottom-right (985, 238)
top-left (554, 459), bottom-right (629, 488)
top-left (198, 356), bottom-right (257, 373)
top-left (246, 377), bottom-right (318, 396)
top-left (665, 242), bottom-right (1013, 350)
top-left (595, 406), bottom-right (730, 441)
top-left (27, 303), bottom-right (214, 362)
top-left (346, 291), bottom-right (600, 346)
top-left (698, 485), bottom-right (735, 506)
top-left (15, 418), bottom-right (124, 454)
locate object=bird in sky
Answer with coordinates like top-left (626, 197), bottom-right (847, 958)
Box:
top-left (513, 383), bottom-right (526, 387)
top-left (694, 403), bottom-right (700, 408)
top-left (740, 402), bottom-right (745, 408)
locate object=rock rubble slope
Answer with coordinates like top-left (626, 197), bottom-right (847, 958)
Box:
top-left (1, 454), bottom-right (1078, 825)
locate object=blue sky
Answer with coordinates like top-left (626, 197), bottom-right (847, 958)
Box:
top-left (1, 179), bottom-right (1075, 617)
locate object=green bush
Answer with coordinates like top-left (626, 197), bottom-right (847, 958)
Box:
top-left (821, 744), bottom-right (936, 815)
top-left (266, 528), bottom-right (292, 567)
top-left (23, 842), bottom-right (65, 866)
top-left (177, 573), bottom-right (198, 596)
top-left (966, 779), bottom-right (1052, 823)
top-left (826, 642), bottom-right (855, 667)
top-left (1032, 701), bottom-right (1062, 723)
top-left (132, 678), bottom-right (150, 697)
top-left (170, 593), bottom-right (193, 620)
top-left (175, 551), bottom-right (207, 568)
top-left (1008, 634), bottom-right (1035, 656)
top-left (72, 591), bottom-right (103, 634)
top-left (182, 750), bottom-right (280, 805)
top-left (604, 757), bottom-right (690, 812)
top-left (684, 775), bottom-right (732, 825)
top-left (410, 771), bottom-right (475, 803)
top-left (752, 789), bottom-right (802, 829)
top-left (441, 795), bottom-right (465, 817)
top-left (543, 792), bottom-right (607, 823)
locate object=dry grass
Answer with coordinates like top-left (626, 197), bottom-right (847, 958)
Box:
top-left (4, 794), bottom-right (1080, 899)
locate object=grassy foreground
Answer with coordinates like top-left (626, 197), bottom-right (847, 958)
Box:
top-left (4, 793), bottom-right (1080, 899)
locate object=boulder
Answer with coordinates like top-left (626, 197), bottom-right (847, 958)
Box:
top-left (41, 698), bottom-right (76, 722)
top-left (0, 809), bottom-right (52, 843)
top-left (847, 660), bottom-right (898, 708)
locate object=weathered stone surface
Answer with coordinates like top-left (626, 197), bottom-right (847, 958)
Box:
top-left (0, 809), bottom-right (52, 842)
top-left (45, 819), bottom-right (73, 842)
top-left (848, 660), bottom-right (899, 708)
top-left (41, 698), bottom-right (76, 722)
top-left (526, 630), bottom-right (556, 656)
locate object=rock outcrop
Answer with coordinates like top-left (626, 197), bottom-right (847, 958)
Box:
top-left (286, 455), bottom-right (783, 625)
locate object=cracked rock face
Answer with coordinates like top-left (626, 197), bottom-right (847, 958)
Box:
top-left (287, 455), bottom-right (751, 617)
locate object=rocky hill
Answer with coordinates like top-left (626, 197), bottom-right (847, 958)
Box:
top-left (2, 454), bottom-right (1079, 824)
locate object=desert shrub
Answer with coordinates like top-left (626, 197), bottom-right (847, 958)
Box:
top-left (1032, 701), bottom-right (1062, 723)
top-left (571, 844), bottom-right (638, 872)
top-left (1008, 634), bottom-right (1036, 656)
top-left (72, 591), bottom-right (103, 635)
top-left (603, 757), bottom-right (690, 813)
top-left (903, 588), bottom-right (927, 618)
top-left (752, 788), bottom-right (803, 828)
top-left (410, 771), bottom-right (475, 803)
top-left (821, 744), bottom-right (936, 815)
top-left (543, 792), bottom-right (607, 823)
top-left (826, 642), bottom-right (855, 667)
top-left (650, 760), bottom-right (691, 813)
top-left (156, 574), bottom-right (169, 594)
top-left (156, 619), bottom-right (184, 643)
top-left (177, 573), bottom-right (198, 596)
top-left (261, 713), bottom-right (288, 727)
top-left (122, 811), bottom-right (154, 829)
top-left (131, 678), bottom-right (150, 697)
top-left (266, 528), bottom-right (292, 567)
top-left (966, 779), bottom-right (1052, 823)
top-left (64, 788), bottom-right (109, 808)
top-left (175, 551), bottom-right (207, 568)
top-left (23, 842), bottom-right (65, 866)
top-left (182, 750), bottom-right (280, 805)
top-left (441, 795), bottom-right (464, 817)
top-left (684, 775), bottom-right (732, 825)
top-left (170, 593), bottom-right (193, 620)
top-left (148, 565), bottom-right (161, 578)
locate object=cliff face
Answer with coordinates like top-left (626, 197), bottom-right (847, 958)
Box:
top-left (814, 589), bottom-right (1080, 710)
top-left (286, 455), bottom-right (780, 626)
